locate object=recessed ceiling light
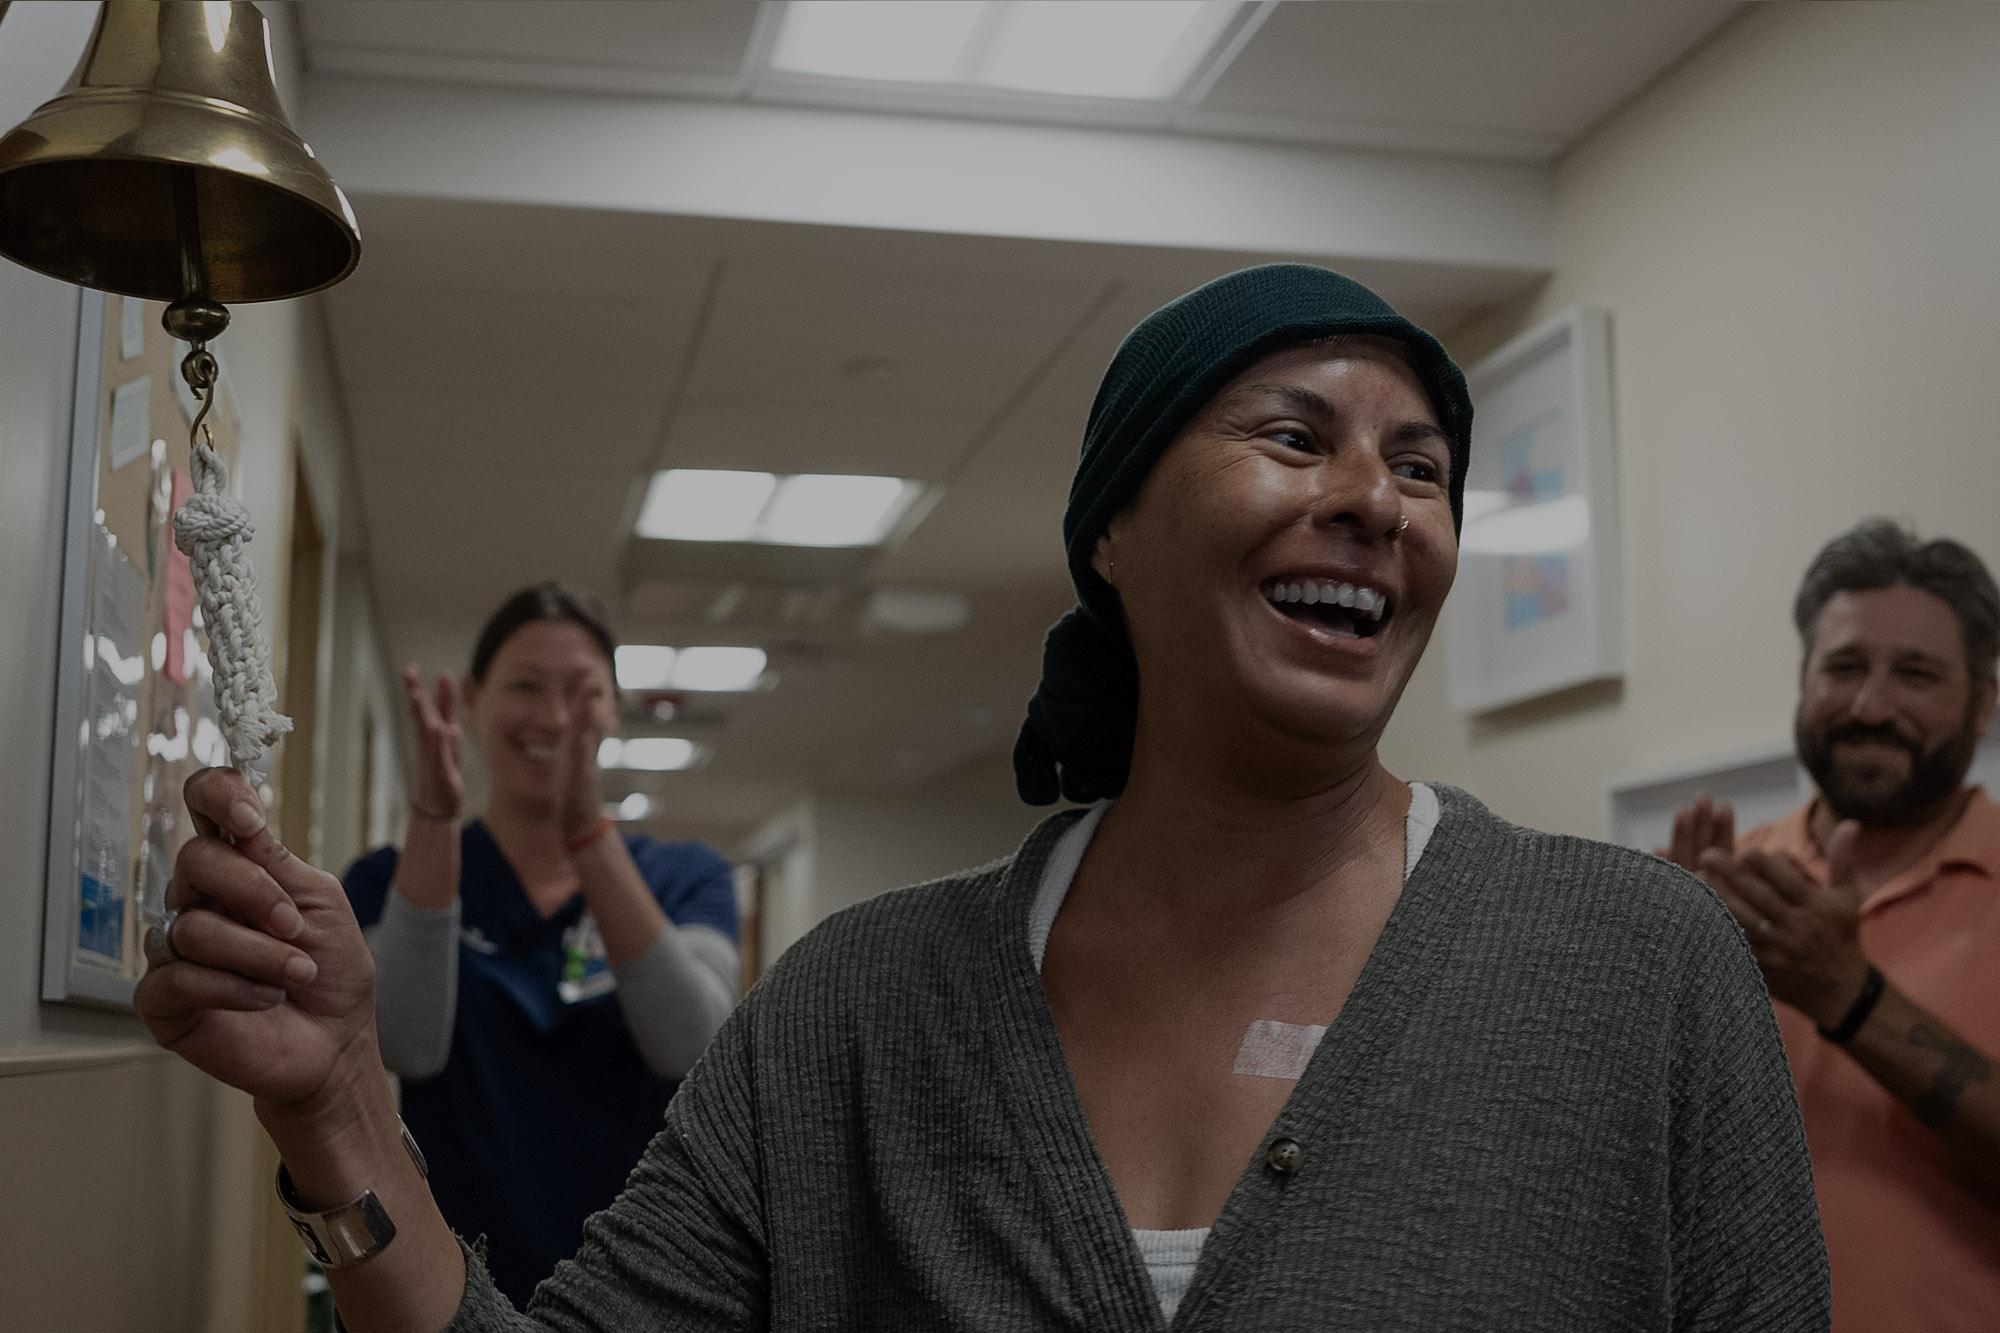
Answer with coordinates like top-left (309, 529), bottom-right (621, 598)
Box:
top-left (669, 646), bottom-right (769, 692)
top-left (614, 644), bottom-right (676, 690)
top-left (770, 0), bottom-right (1240, 101)
top-left (611, 792), bottom-right (657, 821)
top-left (635, 469), bottom-right (922, 548)
top-left (599, 736), bottom-right (702, 771)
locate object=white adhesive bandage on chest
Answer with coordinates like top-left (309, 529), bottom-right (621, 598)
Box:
top-left (1231, 1018), bottom-right (1328, 1080)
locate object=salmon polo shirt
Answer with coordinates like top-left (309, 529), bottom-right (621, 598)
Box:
top-left (1739, 788), bottom-right (2000, 1331)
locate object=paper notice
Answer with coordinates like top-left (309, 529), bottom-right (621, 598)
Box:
top-left (108, 376), bottom-right (152, 471)
top-left (120, 296), bottom-right (146, 360)
top-left (76, 529), bottom-right (146, 967)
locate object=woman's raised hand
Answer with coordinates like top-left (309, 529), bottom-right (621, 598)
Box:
top-left (403, 664), bottom-right (463, 820)
top-left (135, 768), bottom-right (379, 1112)
top-left (560, 714), bottom-right (607, 841)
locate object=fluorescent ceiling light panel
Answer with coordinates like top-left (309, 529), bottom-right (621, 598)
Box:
top-left (599, 736), bottom-right (702, 771)
top-left (614, 645), bottom-right (677, 691)
top-left (759, 474), bottom-right (917, 547)
top-left (985, 2), bottom-right (1222, 99)
top-left (774, 0), bottom-right (984, 82)
top-left (668, 646), bottom-right (769, 692)
top-left (771, 0), bottom-right (1239, 101)
top-left (635, 469), bottom-right (775, 542)
top-left (635, 469), bottom-right (921, 547)
top-left (611, 645), bottom-right (769, 693)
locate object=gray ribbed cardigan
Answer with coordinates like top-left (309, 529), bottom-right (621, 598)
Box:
top-left (445, 784), bottom-right (1829, 1331)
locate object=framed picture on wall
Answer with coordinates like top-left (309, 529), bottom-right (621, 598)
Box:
top-left (1608, 742), bottom-right (1812, 854)
top-left (1443, 305), bottom-right (1622, 713)
top-left (41, 291), bottom-right (239, 1009)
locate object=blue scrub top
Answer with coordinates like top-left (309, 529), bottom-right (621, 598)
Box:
top-left (344, 822), bottom-right (738, 1310)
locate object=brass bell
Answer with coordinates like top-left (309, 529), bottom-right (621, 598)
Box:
top-left (0, 0), bottom-right (360, 304)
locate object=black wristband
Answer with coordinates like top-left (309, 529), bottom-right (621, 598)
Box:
top-left (1817, 965), bottom-right (1885, 1045)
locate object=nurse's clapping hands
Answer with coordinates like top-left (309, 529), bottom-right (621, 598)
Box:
top-left (403, 664), bottom-right (463, 821)
top-left (135, 767), bottom-right (378, 1113)
top-left (559, 713), bottom-right (608, 840)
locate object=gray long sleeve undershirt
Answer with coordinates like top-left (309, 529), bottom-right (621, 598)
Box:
top-left (365, 888), bottom-right (739, 1082)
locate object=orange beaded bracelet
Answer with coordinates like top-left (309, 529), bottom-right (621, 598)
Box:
top-left (562, 815), bottom-right (613, 855)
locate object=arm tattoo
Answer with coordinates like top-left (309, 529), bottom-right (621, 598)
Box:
top-left (1907, 1022), bottom-right (1992, 1128)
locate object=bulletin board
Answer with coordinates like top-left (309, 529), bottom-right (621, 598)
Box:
top-left (41, 290), bottom-right (240, 1009)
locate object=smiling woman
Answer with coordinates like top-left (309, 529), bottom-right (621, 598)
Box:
top-left (136, 268), bottom-right (1826, 1331)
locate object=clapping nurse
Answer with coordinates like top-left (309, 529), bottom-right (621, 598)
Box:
top-left (344, 583), bottom-right (739, 1307)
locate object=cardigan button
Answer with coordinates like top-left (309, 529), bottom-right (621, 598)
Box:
top-left (1265, 1137), bottom-right (1306, 1177)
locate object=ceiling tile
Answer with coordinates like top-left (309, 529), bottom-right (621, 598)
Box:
top-left (1197, 2), bottom-right (1743, 155)
top-left (327, 285), bottom-right (696, 401)
top-left (657, 399), bottom-right (986, 481)
top-left (362, 465), bottom-right (641, 621)
top-left (347, 390), bottom-right (665, 474)
top-left (682, 294), bottom-right (1094, 422)
top-left (302, 2), bottom-right (758, 84)
top-left (342, 195), bottom-right (728, 300)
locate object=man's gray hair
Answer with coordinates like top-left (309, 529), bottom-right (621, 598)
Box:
top-left (1793, 518), bottom-right (2000, 681)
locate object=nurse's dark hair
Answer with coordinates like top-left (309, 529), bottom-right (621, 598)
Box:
top-left (1793, 518), bottom-right (2000, 681)
top-left (468, 582), bottom-right (619, 683)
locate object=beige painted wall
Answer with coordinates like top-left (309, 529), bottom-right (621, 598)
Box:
top-left (1384, 1), bottom-right (2000, 841)
top-left (0, 1054), bottom-right (216, 1331)
top-left (812, 750), bottom-right (1056, 918)
top-left (746, 749), bottom-right (1058, 966)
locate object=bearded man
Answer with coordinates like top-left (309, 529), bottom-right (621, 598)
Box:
top-left (1666, 518), bottom-right (2000, 1331)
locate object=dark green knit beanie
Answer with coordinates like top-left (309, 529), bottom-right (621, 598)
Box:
top-left (1013, 263), bottom-right (1474, 805)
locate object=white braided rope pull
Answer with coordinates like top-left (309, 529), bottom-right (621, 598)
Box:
top-left (173, 439), bottom-right (292, 770)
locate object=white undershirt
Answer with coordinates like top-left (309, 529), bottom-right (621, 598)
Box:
top-left (1027, 783), bottom-right (1440, 1321)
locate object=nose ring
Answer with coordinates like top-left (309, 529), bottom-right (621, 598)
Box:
top-left (1388, 514), bottom-right (1409, 539)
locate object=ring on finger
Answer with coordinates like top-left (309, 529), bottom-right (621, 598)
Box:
top-left (143, 909), bottom-right (181, 968)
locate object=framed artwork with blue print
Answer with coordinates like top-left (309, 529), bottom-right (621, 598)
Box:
top-left (1444, 306), bottom-right (1623, 713)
